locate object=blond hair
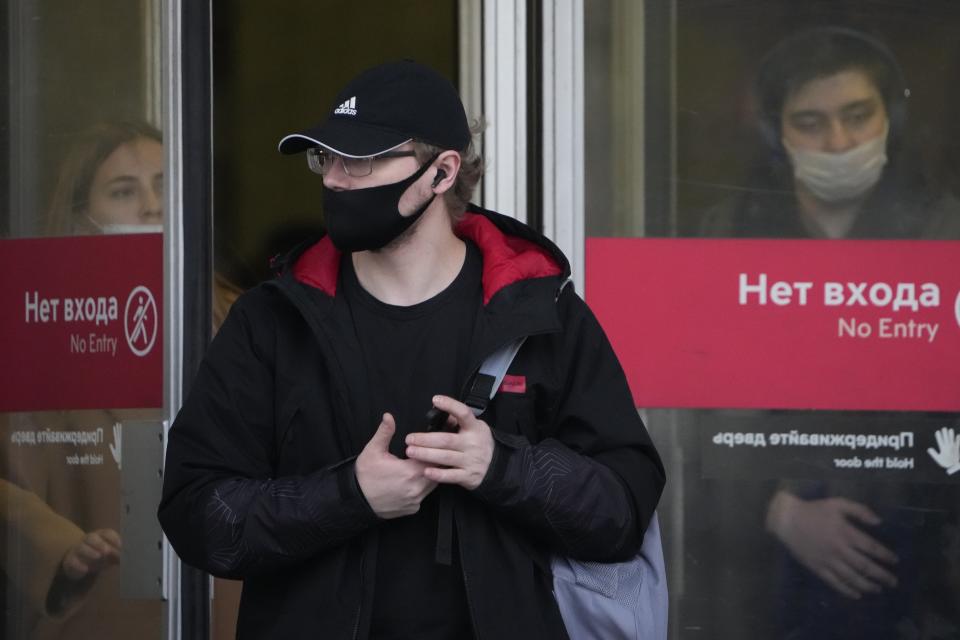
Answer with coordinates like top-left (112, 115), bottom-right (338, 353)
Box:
top-left (413, 121), bottom-right (484, 223)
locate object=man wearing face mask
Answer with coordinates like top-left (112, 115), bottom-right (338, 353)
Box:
top-left (700, 27), bottom-right (960, 639)
top-left (158, 60), bottom-right (664, 639)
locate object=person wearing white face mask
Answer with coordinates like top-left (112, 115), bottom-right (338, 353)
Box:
top-left (778, 72), bottom-right (891, 238)
top-left (702, 28), bottom-right (960, 241)
top-left (45, 121), bottom-right (243, 330)
top-left (698, 27), bottom-right (960, 640)
top-left (45, 121), bottom-right (164, 236)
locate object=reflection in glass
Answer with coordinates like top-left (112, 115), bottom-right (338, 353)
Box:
top-left (3, 119), bottom-right (165, 638)
top-left (700, 27), bottom-right (960, 240)
top-left (45, 122), bottom-right (164, 237)
top-left (586, 4), bottom-right (960, 638)
top-left (699, 27), bottom-right (959, 640)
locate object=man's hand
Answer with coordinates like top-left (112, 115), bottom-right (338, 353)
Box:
top-left (60, 528), bottom-right (122, 581)
top-left (355, 413), bottom-right (437, 519)
top-left (766, 490), bottom-right (898, 599)
top-left (404, 395), bottom-right (495, 491)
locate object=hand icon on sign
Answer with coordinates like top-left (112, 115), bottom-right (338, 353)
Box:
top-left (926, 427), bottom-right (960, 475)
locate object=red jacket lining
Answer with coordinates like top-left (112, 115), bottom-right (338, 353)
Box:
top-left (291, 213), bottom-right (562, 305)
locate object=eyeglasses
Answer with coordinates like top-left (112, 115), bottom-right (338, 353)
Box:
top-left (306, 147), bottom-right (418, 177)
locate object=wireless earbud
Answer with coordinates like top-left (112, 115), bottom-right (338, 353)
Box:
top-left (431, 169), bottom-right (447, 188)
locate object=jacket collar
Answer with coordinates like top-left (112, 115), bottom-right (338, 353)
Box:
top-left (283, 205), bottom-right (569, 305)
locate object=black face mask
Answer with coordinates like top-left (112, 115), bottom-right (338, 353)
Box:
top-left (322, 158), bottom-right (438, 252)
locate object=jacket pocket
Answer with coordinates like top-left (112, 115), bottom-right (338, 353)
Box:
top-left (491, 392), bottom-right (539, 443)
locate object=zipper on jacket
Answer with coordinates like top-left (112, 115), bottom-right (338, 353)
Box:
top-left (268, 278), bottom-right (369, 639)
top-left (454, 515), bottom-right (482, 640)
top-left (269, 278), bottom-right (361, 454)
top-left (351, 550), bottom-right (364, 640)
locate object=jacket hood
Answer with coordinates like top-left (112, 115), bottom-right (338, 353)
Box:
top-left (284, 205), bottom-right (569, 305)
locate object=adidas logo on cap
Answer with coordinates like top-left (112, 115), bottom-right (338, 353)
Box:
top-left (334, 96), bottom-right (357, 116)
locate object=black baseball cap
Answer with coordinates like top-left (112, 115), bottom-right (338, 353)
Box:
top-left (278, 60), bottom-right (471, 158)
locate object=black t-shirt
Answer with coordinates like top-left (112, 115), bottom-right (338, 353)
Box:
top-left (342, 241), bottom-right (482, 639)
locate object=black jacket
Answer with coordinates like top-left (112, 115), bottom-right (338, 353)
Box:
top-left (158, 206), bottom-right (665, 639)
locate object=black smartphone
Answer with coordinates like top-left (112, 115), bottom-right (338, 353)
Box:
top-left (425, 407), bottom-right (452, 432)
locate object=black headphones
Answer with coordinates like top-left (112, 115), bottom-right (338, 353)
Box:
top-left (431, 168), bottom-right (447, 188)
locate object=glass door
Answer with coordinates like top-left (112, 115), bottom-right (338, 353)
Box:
top-left (1, 1), bottom-right (167, 639)
top-left (578, 1), bottom-right (960, 638)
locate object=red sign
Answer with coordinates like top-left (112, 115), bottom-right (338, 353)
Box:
top-left (586, 239), bottom-right (960, 411)
top-left (0, 234), bottom-right (163, 412)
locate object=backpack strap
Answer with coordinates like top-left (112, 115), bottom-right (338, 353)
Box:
top-left (464, 337), bottom-right (527, 416)
top-left (435, 336), bottom-right (527, 566)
